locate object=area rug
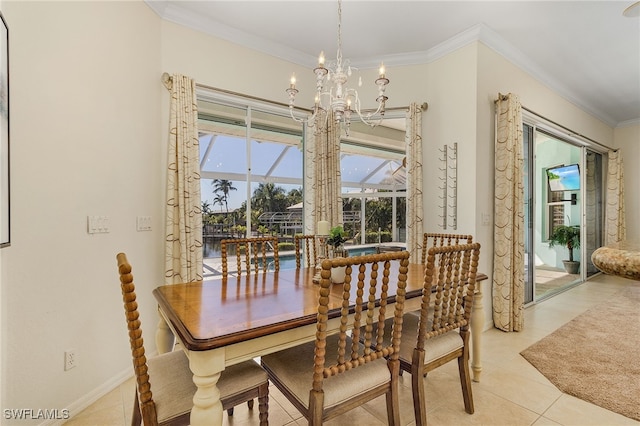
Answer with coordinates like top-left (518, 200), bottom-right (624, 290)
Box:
top-left (520, 284), bottom-right (640, 421)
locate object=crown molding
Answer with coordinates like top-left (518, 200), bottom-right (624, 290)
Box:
top-left (616, 118), bottom-right (640, 128)
top-left (147, 2), bottom-right (624, 127)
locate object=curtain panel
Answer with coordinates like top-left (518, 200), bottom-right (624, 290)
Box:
top-left (406, 103), bottom-right (424, 263)
top-left (164, 74), bottom-right (203, 283)
top-left (492, 93), bottom-right (524, 332)
top-left (311, 110), bottom-right (343, 229)
top-left (605, 149), bottom-right (626, 245)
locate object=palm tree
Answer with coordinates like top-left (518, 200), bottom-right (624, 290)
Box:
top-left (212, 194), bottom-right (225, 213)
top-left (252, 182), bottom-right (286, 213)
top-left (212, 179), bottom-right (237, 214)
top-left (201, 200), bottom-right (212, 215)
top-left (286, 187), bottom-right (303, 206)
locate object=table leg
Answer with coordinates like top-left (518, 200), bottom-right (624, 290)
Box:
top-left (471, 285), bottom-right (484, 382)
top-left (189, 349), bottom-right (225, 426)
top-left (155, 310), bottom-right (175, 354)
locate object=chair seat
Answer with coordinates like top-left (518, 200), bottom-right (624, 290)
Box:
top-left (397, 313), bottom-right (464, 365)
top-left (148, 350), bottom-right (268, 423)
top-left (261, 335), bottom-right (390, 410)
top-left (380, 313), bottom-right (463, 366)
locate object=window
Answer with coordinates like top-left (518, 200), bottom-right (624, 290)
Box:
top-left (197, 90), bottom-right (408, 262)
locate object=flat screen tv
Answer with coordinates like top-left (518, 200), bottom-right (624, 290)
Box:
top-left (546, 164), bottom-right (580, 191)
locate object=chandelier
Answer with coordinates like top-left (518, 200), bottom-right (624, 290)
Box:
top-left (286, 0), bottom-right (389, 134)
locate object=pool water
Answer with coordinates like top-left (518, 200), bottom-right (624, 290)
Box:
top-left (279, 246), bottom-right (379, 270)
top-left (241, 246), bottom-right (382, 271)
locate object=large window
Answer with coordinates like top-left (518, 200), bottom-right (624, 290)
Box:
top-left (197, 90), bottom-right (407, 261)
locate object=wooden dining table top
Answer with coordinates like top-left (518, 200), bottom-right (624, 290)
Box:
top-left (153, 263), bottom-right (487, 352)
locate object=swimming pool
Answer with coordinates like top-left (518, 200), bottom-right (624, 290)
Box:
top-left (277, 245), bottom-right (379, 270)
top-left (202, 244), bottom-right (405, 278)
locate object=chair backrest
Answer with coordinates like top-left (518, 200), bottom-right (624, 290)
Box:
top-left (416, 243), bottom-right (481, 350)
top-left (294, 234), bottom-right (318, 268)
top-left (421, 233), bottom-right (473, 264)
top-left (221, 236), bottom-right (280, 278)
top-left (315, 251), bottom-right (411, 390)
top-left (116, 252), bottom-right (158, 423)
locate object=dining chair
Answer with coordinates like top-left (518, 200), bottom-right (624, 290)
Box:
top-left (116, 252), bottom-right (269, 425)
top-left (221, 236), bottom-right (280, 278)
top-left (421, 233), bottom-right (473, 264)
top-left (398, 243), bottom-right (481, 426)
top-left (294, 234), bottom-right (318, 268)
top-left (261, 251), bottom-right (411, 425)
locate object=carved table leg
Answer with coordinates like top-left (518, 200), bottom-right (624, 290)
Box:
top-left (471, 285), bottom-right (484, 382)
top-left (155, 309), bottom-right (175, 354)
top-left (189, 349), bottom-right (225, 426)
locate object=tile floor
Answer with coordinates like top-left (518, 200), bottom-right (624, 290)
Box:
top-left (65, 273), bottom-right (640, 426)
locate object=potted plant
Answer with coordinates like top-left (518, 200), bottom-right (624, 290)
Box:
top-left (548, 224), bottom-right (581, 274)
top-left (327, 226), bottom-right (348, 258)
top-left (326, 226), bottom-right (348, 284)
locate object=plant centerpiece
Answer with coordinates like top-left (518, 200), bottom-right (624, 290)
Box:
top-left (326, 226), bottom-right (348, 284)
top-left (548, 224), bottom-right (581, 274)
top-left (326, 226), bottom-right (348, 258)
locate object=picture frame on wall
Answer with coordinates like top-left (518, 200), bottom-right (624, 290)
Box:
top-left (0, 12), bottom-right (9, 248)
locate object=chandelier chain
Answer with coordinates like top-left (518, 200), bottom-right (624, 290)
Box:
top-left (336, 0), bottom-right (342, 66)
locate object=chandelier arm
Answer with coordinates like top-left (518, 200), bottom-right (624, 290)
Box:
top-left (289, 107), bottom-right (319, 127)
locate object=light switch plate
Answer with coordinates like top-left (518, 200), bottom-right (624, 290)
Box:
top-left (136, 216), bottom-right (152, 231)
top-left (87, 216), bottom-right (109, 234)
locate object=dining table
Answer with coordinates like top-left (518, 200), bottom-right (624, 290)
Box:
top-left (153, 263), bottom-right (487, 426)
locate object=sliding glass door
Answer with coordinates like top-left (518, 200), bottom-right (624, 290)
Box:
top-left (584, 150), bottom-right (604, 277)
top-left (523, 124), bottom-right (535, 304)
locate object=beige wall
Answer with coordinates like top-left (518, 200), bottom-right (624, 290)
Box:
top-left (1, 0), bottom-right (637, 421)
top-left (1, 0), bottom-right (164, 421)
top-left (614, 124), bottom-right (640, 239)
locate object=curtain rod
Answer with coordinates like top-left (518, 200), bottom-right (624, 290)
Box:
top-left (494, 95), bottom-right (615, 152)
top-left (522, 105), bottom-right (615, 152)
top-left (162, 73), bottom-right (427, 113)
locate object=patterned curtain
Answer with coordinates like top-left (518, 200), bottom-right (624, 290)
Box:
top-left (163, 74), bottom-right (203, 283)
top-left (605, 149), bottom-right (626, 245)
top-left (406, 103), bottom-right (424, 263)
top-left (493, 93), bottom-right (524, 332)
top-left (310, 110), bottom-right (342, 229)
top-left (303, 121), bottom-right (315, 234)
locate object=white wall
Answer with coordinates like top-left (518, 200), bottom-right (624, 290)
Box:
top-left (1, 1), bottom-right (164, 422)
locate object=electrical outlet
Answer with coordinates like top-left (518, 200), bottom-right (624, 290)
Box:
top-left (64, 349), bottom-right (77, 371)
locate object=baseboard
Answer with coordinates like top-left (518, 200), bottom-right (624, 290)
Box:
top-left (38, 367), bottom-right (133, 426)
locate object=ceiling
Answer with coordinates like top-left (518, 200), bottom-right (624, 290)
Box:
top-left (146, 1), bottom-right (640, 128)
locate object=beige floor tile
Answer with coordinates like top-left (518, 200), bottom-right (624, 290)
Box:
top-left (427, 384), bottom-right (540, 426)
top-left (221, 397), bottom-right (291, 426)
top-left (360, 375), bottom-right (419, 425)
top-left (543, 394), bottom-right (640, 426)
top-left (483, 351), bottom-right (555, 388)
top-left (479, 368), bottom-right (562, 414)
top-left (64, 396), bottom-right (125, 426)
top-left (64, 385), bottom-right (125, 425)
top-left (266, 383), bottom-right (305, 422)
top-left (532, 416), bottom-right (563, 426)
